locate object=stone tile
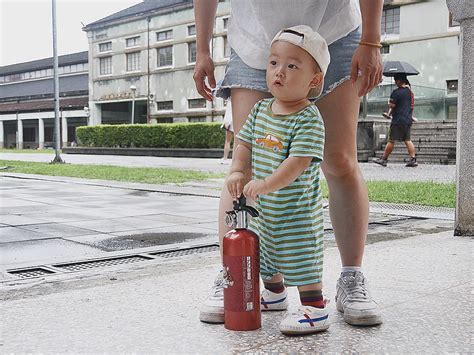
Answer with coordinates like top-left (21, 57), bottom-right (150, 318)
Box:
top-left (0, 226), bottom-right (51, 243)
top-left (0, 238), bottom-right (104, 268)
top-left (18, 223), bottom-right (98, 239)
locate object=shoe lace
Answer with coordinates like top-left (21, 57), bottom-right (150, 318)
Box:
top-left (209, 272), bottom-right (224, 297)
top-left (341, 272), bottom-right (370, 302)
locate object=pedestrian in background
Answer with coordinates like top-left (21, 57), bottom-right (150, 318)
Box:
top-left (374, 73), bottom-right (418, 167)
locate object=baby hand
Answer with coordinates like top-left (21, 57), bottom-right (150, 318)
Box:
top-left (243, 179), bottom-right (268, 201)
top-left (226, 172), bottom-right (246, 200)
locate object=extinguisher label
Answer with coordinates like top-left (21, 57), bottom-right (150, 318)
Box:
top-left (223, 255), bottom-right (258, 313)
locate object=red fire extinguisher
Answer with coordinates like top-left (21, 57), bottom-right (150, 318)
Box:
top-left (222, 195), bottom-right (261, 331)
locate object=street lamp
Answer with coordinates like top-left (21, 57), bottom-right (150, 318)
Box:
top-left (130, 85), bottom-right (137, 124)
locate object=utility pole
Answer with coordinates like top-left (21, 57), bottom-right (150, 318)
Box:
top-left (147, 16), bottom-right (151, 124)
top-left (51, 0), bottom-right (64, 163)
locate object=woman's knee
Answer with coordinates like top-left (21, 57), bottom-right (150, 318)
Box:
top-left (322, 151), bottom-right (358, 180)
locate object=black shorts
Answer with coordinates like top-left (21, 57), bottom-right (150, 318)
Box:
top-left (389, 124), bottom-right (412, 142)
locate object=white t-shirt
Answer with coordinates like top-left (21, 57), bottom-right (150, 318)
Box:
top-left (228, 0), bottom-right (361, 70)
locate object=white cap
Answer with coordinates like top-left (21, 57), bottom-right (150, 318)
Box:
top-left (271, 25), bottom-right (330, 98)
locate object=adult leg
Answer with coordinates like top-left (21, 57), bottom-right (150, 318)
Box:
top-left (315, 80), bottom-right (368, 267)
top-left (404, 140), bottom-right (418, 167)
top-left (200, 88), bottom-right (270, 324)
top-left (383, 141), bottom-right (394, 159)
top-left (217, 88), bottom-right (271, 248)
top-left (404, 140), bottom-right (416, 157)
top-left (316, 80), bottom-right (382, 326)
top-left (222, 130), bottom-right (232, 160)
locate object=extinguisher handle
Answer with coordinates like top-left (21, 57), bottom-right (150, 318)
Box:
top-left (234, 195), bottom-right (259, 218)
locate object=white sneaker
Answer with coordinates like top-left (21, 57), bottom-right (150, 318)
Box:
top-left (260, 288), bottom-right (289, 311)
top-left (199, 270), bottom-right (224, 323)
top-left (336, 271), bottom-right (383, 326)
top-left (279, 305), bottom-right (329, 335)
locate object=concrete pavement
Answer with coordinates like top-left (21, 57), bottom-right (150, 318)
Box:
top-left (0, 153), bottom-right (471, 353)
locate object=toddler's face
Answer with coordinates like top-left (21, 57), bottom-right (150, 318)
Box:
top-left (266, 41), bottom-right (322, 102)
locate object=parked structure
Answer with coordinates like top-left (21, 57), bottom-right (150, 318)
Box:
top-left (0, 52), bottom-right (89, 149)
top-left (82, 0), bottom-right (230, 126)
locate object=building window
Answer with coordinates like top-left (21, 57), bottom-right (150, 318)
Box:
top-left (157, 46), bottom-right (173, 67)
top-left (188, 42), bottom-right (196, 63)
top-left (157, 101), bottom-right (173, 110)
top-left (157, 117), bottom-right (174, 124)
top-left (23, 127), bottom-right (36, 142)
top-left (99, 56), bottom-right (112, 75)
top-left (188, 98), bottom-right (206, 109)
top-left (157, 30), bottom-right (172, 41)
top-left (188, 116), bottom-right (206, 123)
top-left (449, 13), bottom-right (460, 27)
top-left (99, 41), bottom-right (112, 52)
top-left (188, 24), bottom-right (196, 36)
top-left (447, 80), bottom-right (458, 93)
top-left (223, 36), bottom-right (230, 58)
top-left (223, 18), bottom-right (229, 30)
top-left (126, 52), bottom-right (140, 71)
top-left (381, 7), bottom-right (400, 34)
top-left (380, 44), bottom-right (390, 54)
top-left (126, 36), bottom-right (140, 47)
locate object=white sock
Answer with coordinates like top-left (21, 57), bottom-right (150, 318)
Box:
top-left (341, 266), bottom-right (361, 274)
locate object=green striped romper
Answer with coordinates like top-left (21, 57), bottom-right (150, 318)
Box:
top-left (237, 98), bottom-right (325, 287)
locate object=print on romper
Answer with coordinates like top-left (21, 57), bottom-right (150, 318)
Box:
top-left (255, 133), bottom-right (284, 153)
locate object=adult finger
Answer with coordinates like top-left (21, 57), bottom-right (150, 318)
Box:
top-left (193, 71), bottom-right (212, 101)
top-left (358, 70), bottom-right (370, 97)
top-left (350, 57), bottom-right (359, 84)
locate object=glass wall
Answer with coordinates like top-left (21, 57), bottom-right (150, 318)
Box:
top-left (365, 83), bottom-right (457, 121)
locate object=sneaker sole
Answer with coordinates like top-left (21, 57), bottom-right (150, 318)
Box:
top-left (337, 303), bottom-right (382, 326)
top-left (343, 313), bottom-right (383, 326)
top-left (199, 311), bottom-right (224, 324)
top-left (280, 325), bottom-right (329, 336)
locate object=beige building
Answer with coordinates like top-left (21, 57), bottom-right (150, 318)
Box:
top-left (83, 0), bottom-right (231, 126)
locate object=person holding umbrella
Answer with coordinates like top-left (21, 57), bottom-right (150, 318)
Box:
top-left (373, 72), bottom-right (418, 167)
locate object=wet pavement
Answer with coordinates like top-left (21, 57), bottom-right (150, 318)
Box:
top-left (0, 155), bottom-right (471, 353)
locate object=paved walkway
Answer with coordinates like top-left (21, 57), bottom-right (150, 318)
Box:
top-left (0, 154), bottom-right (470, 353)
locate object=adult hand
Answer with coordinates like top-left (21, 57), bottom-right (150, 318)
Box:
top-left (350, 45), bottom-right (383, 97)
top-left (226, 172), bottom-right (246, 200)
top-left (193, 53), bottom-right (216, 101)
top-left (243, 179), bottom-right (268, 201)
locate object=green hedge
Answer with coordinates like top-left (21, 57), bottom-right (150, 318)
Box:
top-left (76, 123), bottom-right (225, 148)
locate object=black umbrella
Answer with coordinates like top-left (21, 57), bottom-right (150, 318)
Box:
top-left (383, 61), bottom-right (419, 76)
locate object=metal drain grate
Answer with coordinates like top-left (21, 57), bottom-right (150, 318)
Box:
top-left (8, 267), bottom-right (55, 279)
top-left (53, 255), bottom-right (154, 272)
top-left (370, 202), bottom-right (454, 220)
top-left (5, 243), bottom-right (220, 280)
top-left (152, 245), bottom-right (220, 258)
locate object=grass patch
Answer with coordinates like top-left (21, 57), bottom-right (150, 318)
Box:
top-left (0, 159), bottom-right (455, 207)
top-left (321, 180), bottom-right (455, 208)
top-left (0, 159), bottom-right (224, 184)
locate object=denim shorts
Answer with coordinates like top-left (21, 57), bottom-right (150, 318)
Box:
top-left (216, 27), bottom-right (361, 101)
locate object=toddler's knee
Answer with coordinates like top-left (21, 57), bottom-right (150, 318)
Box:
top-left (322, 152), bottom-right (358, 180)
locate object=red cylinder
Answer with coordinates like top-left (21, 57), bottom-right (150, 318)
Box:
top-left (223, 228), bottom-right (261, 331)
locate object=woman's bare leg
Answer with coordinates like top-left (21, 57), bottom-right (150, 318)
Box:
top-left (222, 130), bottom-right (232, 160)
top-left (218, 89), bottom-right (272, 249)
top-left (315, 80), bottom-right (368, 267)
